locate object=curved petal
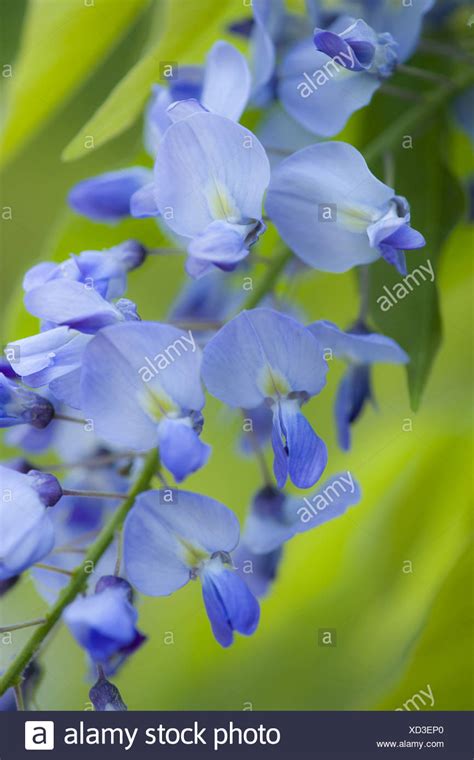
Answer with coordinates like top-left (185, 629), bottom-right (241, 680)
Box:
top-left (278, 39), bottom-right (379, 137)
top-left (202, 308), bottom-right (328, 408)
top-left (157, 417), bottom-right (210, 482)
top-left (24, 280), bottom-right (124, 333)
top-left (273, 400), bottom-right (327, 489)
top-left (307, 320), bottom-right (409, 364)
top-left (130, 182), bottom-right (160, 218)
top-left (201, 41), bottom-right (251, 121)
top-left (266, 141), bottom-right (393, 271)
top-left (123, 489), bottom-right (240, 596)
top-left (68, 168), bottom-right (152, 222)
top-left (81, 322), bottom-right (205, 450)
top-left (0, 466), bottom-right (55, 580)
top-left (201, 561), bottom-right (260, 647)
top-left (154, 112), bottom-right (270, 237)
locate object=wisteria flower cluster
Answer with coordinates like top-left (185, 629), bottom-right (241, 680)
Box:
top-left (1, 0), bottom-right (460, 712)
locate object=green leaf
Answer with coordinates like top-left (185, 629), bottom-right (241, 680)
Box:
top-left (62, 0), bottom-right (245, 161)
top-left (0, 0), bottom-right (150, 168)
top-left (368, 118), bottom-right (465, 410)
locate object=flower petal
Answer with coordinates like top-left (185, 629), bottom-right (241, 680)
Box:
top-left (201, 41), bottom-right (251, 121)
top-left (266, 141), bottom-right (394, 271)
top-left (201, 561), bottom-right (260, 647)
top-left (69, 168), bottom-right (152, 222)
top-left (154, 112), bottom-right (270, 238)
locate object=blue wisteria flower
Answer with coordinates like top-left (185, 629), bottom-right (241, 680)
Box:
top-left (123, 489), bottom-right (260, 647)
top-left (308, 320), bottom-right (408, 449)
top-left (0, 465), bottom-right (61, 580)
top-left (0, 374), bottom-right (54, 429)
top-left (202, 309), bottom-right (328, 489)
top-left (278, 16), bottom-right (397, 136)
top-left (80, 321), bottom-right (210, 481)
top-left (236, 473), bottom-right (361, 595)
top-left (144, 40), bottom-right (251, 153)
top-left (266, 141), bottom-right (425, 274)
top-left (68, 41), bottom-right (250, 224)
top-left (313, 0), bottom-right (434, 63)
top-left (151, 111), bottom-right (270, 277)
top-left (6, 280), bottom-right (140, 408)
top-left (64, 576), bottom-right (146, 664)
top-left (23, 241), bottom-right (146, 300)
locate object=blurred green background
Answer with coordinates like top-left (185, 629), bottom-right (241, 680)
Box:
top-left (1, 0), bottom-right (473, 710)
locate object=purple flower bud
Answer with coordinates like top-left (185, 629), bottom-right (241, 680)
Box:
top-left (0, 375), bottom-right (54, 429)
top-left (26, 470), bottom-right (63, 507)
top-left (89, 675), bottom-right (127, 711)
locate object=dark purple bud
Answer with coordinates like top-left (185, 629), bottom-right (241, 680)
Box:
top-left (0, 375), bottom-right (54, 429)
top-left (26, 470), bottom-right (63, 506)
top-left (89, 675), bottom-right (127, 712)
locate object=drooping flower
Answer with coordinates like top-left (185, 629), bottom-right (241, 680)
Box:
top-left (80, 321), bottom-right (210, 481)
top-left (23, 241), bottom-right (147, 300)
top-left (308, 319), bottom-right (408, 449)
top-left (0, 465), bottom-right (61, 580)
top-left (123, 489), bottom-right (259, 648)
top-left (6, 283), bottom-right (140, 408)
top-left (266, 141), bottom-right (425, 274)
top-left (202, 309), bottom-right (328, 489)
top-left (0, 374), bottom-right (54, 429)
top-left (279, 16), bottom-right (397, 136)
top-left (153, 111), bottom-right (270, 277)
top-left (63, 575), bottom-right (146, 664)
top-left (236, 473), bottom-right (361, 595)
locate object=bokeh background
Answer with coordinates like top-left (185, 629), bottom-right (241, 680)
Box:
top-left (0, 0), bottom-right (473, 710)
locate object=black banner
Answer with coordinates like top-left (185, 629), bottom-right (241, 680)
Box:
top-left (0, 711), bottom-right (472, 759)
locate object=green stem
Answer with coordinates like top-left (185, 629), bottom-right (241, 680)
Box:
top-left (13, 684), bottom-right (25, 711)
top-left (0, 448), bottom-right (158, 697)
top-left (364, 66), bottom-right (474, 165)
top-left (242, 248), bottom-right (292, 310)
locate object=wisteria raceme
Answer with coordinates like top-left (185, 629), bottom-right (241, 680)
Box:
top-left (0, 0), bottom-right (467, 714)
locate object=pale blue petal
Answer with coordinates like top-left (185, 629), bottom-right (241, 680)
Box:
top-left (123, 490), bottom-right (240, 596)
top-left (201, 41), bottom-right (251, 121)
top-left (202, 309), bottom-right (328, 408)
top-left (130, 182), bottom-right (160, 218)
top-left (157, 417), bottom-right (210, 482)
top-left (278, 39), bottom-right (379, 136)
top-left (266, 142), bottom-right (393, 271)
top-left (154, 112), bottom-right (270, 237)
top-left (166, 98), bottom-right (208, 123)
top-left (308, 320), bottom-right (409, 364)
top-left (80, 321), bottom-right (205, 450)
top-left (24, 281), bottom-right (124, 333)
